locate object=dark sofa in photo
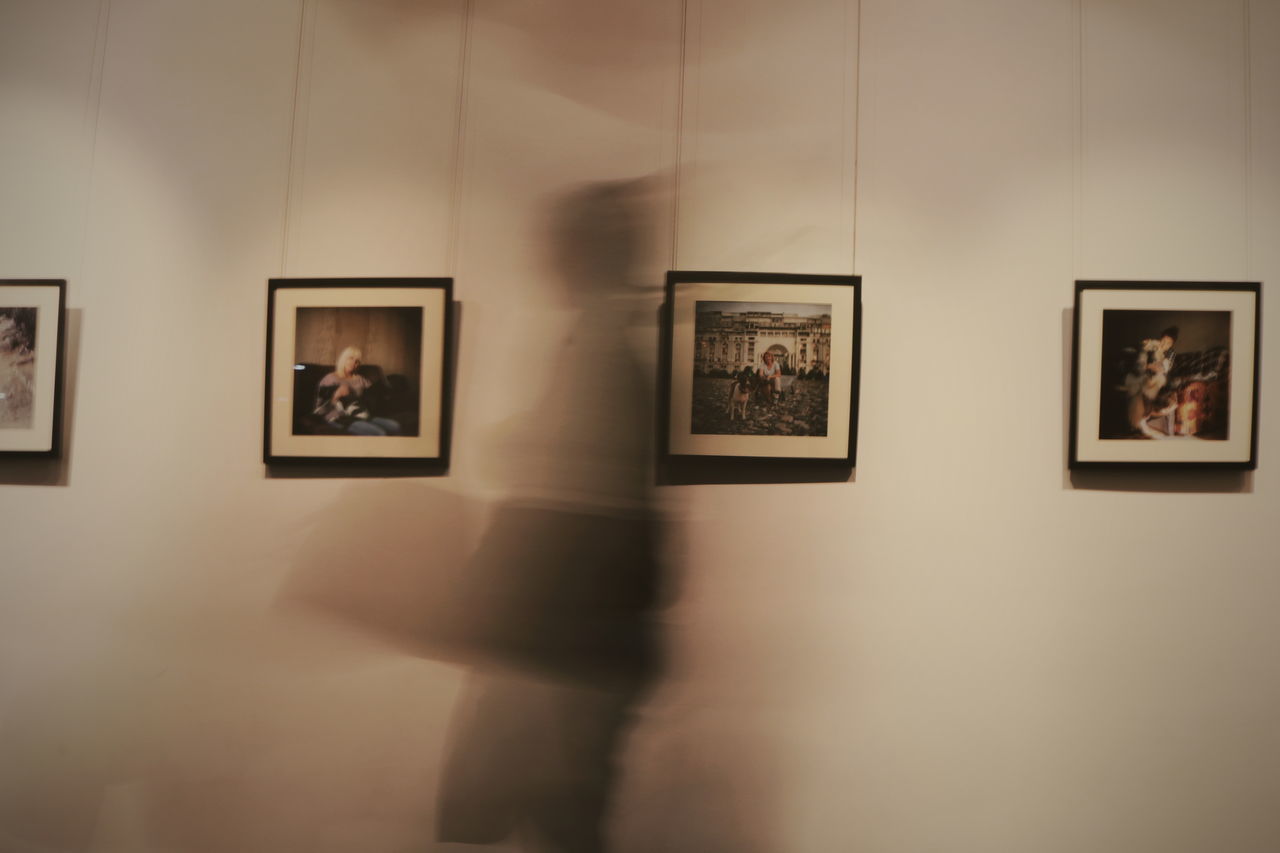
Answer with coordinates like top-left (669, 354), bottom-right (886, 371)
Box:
top-left (291, 362), bottom-right (421, 436)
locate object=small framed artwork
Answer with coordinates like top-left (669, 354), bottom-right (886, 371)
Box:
top-left (265, 277), bottom-right (453, 465)
top-left (1, 279), bottom-right (66, 458)
top-left (1070, 280), bottom-right (1260, 469)
top-left (662, 270), bottom-right (861, 464)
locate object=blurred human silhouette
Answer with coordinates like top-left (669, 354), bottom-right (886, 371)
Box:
top-left (436, 178), bottom-right (666, 852)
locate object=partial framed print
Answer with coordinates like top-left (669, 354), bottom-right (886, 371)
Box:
top-left (1070, 280), bottom-right (1260, 469)
top-left (265, 277), bottom-right (453, 465)
top-left (0, 279), bottom-right (66, 458)
top-left (662, 271), bottom-right (861, 464)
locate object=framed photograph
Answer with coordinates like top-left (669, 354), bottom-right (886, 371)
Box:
top-left (662, 270), bottom-right (861, 464)
top-left (265, 277), bottom-right (453, 465)
top-left (1070, 280), bottom-right (1260, 469)
top-left (1, 279), bottom-right (66, 458)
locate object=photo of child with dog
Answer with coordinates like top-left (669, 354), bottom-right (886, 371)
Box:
top-left (292, 306), bottom-right (423, 437)
top-left (0, 306), bottom-right (38, 429)
top-left (1098, 309), bottom-right (1231, 441)
top-left (690, 301), bottom-right (831, 436)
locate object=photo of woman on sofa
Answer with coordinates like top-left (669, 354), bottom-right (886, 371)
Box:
top-left (312, 345), bottom-right (403, 436)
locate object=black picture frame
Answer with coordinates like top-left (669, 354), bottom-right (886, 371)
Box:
top-left (661, 270), bottom-right (861, 465)
top-left (264, 277), bottom-right (454, 467)
top-left (0, 279), bottom-right (67, 458)
top-left (1069, 280), bottom-right (1260, 470)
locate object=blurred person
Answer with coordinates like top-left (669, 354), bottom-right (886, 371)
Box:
top-left (436, 179), bottom-right (666, 853)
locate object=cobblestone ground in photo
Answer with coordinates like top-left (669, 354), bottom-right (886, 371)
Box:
top-left (690, 376), bottom-right (828, 436)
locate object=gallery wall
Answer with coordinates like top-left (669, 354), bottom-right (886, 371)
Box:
top-left (2, 0), bottom-right (1278, 851)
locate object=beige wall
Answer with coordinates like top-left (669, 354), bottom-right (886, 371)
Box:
top-left (1, 1), bottom-right (1278, 851)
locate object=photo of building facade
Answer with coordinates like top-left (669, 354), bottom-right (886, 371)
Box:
top-left (693, 304), bottom-right (832, 376)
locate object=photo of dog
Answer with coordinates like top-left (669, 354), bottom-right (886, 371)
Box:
top-left (1071, 281), bottom-right (1257, 469)
top-left (1099, 309), bottom-right (1231, 441)
top-left (1120, 329), bottom-right (1177, 439)
top-left (725, 369), bottom-right (772, 421)
top-left (726, 372), bottom-right (752, 420)
top-left (318, 383), bottom-right (373, 425)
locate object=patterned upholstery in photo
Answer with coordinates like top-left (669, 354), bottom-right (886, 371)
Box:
top-left (1170, 346), bottom-right (1229, 385)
